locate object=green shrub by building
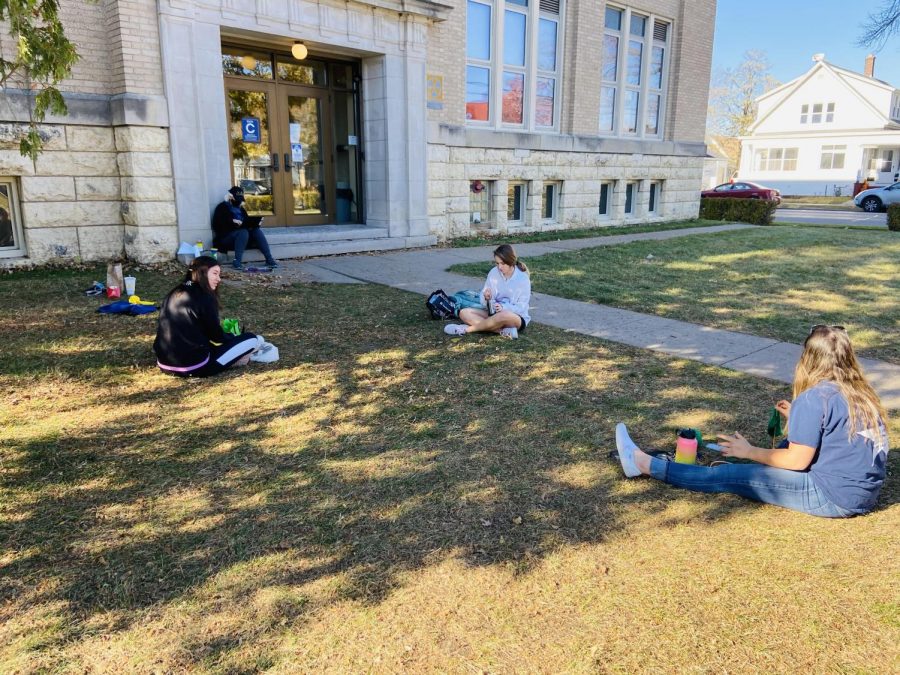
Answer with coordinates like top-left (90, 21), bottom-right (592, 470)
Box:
top-left (699, 197), bottom-right (778, 225)
top-left (887, 204), bottom-right (900, 231)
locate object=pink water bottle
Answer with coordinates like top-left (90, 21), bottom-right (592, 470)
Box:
top-left (674, 429), bottom-right (698, 464)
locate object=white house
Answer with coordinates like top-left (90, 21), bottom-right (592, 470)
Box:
top-left (737, 54), bottom-right (900, 197)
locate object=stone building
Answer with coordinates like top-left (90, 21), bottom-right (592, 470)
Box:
top-left (0, 0), bottom-right (715, 265)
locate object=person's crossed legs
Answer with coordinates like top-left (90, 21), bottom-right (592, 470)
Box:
top-left (444, 307), bottom-right (523, 338)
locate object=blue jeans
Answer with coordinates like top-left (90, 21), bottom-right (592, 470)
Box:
top-left (649, 457), bottom-right (854, 518)
top-left (217, 228), bottom-right (275, 265)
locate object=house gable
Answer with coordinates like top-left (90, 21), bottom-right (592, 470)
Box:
top-left (751, 62), bottom-right (889, 136)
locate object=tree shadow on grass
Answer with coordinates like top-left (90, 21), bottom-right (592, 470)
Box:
top-left (2, 279), bottom-right (896, 669)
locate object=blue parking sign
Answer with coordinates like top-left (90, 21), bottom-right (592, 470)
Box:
top-left (241, 117), bottom-right (261, 143)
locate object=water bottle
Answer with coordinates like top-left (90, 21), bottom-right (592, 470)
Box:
top-left (195, 240), bottom-right (203, 258)
top-left (674, 428), bottom-right (698, 465)
top-left (209, 248), bottom-right (219, 262)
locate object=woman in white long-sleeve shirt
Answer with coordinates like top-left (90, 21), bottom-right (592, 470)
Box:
top-left (444, 244), bottom-right (531, 339)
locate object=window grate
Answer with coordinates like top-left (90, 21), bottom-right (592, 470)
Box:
top-left (540, 0), bottom-right (560, 15)
top-left (653, 20), bottom-right (668, 42)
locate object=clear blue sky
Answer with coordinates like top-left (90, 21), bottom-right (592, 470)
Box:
top-left (713, 0), bottom-right (900, 87)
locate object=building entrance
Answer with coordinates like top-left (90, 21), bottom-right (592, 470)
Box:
top-left (222, 45), bottom-right (363, 226)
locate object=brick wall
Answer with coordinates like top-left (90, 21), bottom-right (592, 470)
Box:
top-left (0, 0), bottom-right (164, 96)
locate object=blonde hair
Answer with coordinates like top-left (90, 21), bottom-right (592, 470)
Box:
top-left (793, 326), bottom-right (887, 441)
top-left (493, 244), bottom-right (528, 273)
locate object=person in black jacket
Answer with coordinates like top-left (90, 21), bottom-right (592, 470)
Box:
top-left (211, 186), bottom-right (279, 271)
top-left (153, 256), bottom-right (261, 377)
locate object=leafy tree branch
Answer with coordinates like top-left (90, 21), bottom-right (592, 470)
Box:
top-left (0, 0), bottom-right (79, 161)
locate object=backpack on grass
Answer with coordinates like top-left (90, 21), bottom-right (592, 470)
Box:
top-left (426, 289), bottom-right (456, 319)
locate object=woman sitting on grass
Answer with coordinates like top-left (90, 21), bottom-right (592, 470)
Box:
top-left (154, 256), bottom-right (261, 377)
top-left (614, 325), bottom-right (889, 518)
top-left (444, 244), bottom-right (531, 340)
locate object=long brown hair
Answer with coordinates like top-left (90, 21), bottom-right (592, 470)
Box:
top-left (180, 255), bottom-right (222, 309)
top-left (493, 244), bottom-right (528, 273)
top-left (793, 325), bottom-right (887, 440)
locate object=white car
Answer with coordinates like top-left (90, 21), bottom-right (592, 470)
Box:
top-left (854, 182), bottom-right (900, 212)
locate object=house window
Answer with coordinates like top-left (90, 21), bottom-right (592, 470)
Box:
top-left (599, 182), bottom-right (612, 216)
top-left (624, 181), bottom-right (636, 215)
top-left (820, 145), bottom-right (846, 170)
top-left (0, 179), bottom-right (24, 257)
top-left (755, 147), bottom-right (799, 171)
top-left (826, 102), bottom-right (835, 123)
top-left (466, 0), bottom-right (563, 130)
top-left (648, 181), bottom-right (661, 213)
top-left (470, 180), bottom-right (492, 225)
top-left (800, 104), bottom-right (808, 124)
top-left (600, 5), bottom-right (670, 137)
top-left (871, 150), bottom-right (894, 173)
top-left (811, 103), bottom-right (823, 124)
top-left (508, 182), bottom-right (525, 221)
top-left (542, 181), bottom-right (560, 219)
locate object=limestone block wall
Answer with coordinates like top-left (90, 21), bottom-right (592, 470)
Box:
top-left (0, 122), bottom-right (175, 263)
top-left (427, 142), bottom-right (703, 240)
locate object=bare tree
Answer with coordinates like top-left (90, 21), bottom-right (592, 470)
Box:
top-left (858, 0), bottom-right (900, 50)
top-left (707, 50), bottom-right (780, 139)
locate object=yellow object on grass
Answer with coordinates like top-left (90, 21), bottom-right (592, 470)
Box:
top-left (128, 295), bottom-right (156, 306)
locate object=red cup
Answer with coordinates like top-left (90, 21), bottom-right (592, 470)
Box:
top-left (107, 285), bottom-right (121, 299)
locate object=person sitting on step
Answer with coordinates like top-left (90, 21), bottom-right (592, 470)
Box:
top-left (211, 186), bottom-right (279, 271)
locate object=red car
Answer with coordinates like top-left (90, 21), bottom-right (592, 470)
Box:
top-left (701, 181), bottom-right (782, 204)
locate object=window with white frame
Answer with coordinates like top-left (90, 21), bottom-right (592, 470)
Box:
top-left (820, 145), bottom-right (845, 170)
top-left (466, 0), bottom-right (563, 130)
top-left (648, 181), bottom-right (661, 214)
top-left (599, 181), bottom-right (612, 216)
top-left (755, 147), bottom-right (799, 171)
top-left (542, 181), bottom-right (560, 219)
top-left (470, 180), bottom-right (492, 226)
top-left (600, 5), bottom-right (670, 137)
top-left (0, 179), bottom-right (24, 256)
top-left (800, 104), bottom-right (808, 124)
top-left (624, 181), bottom-right (636, 215)
top-left (508, 182), bottom-right (526, 222)
top-left (868, 149), bottom-right (894, 173)
top-left (801, 102), bottom-right (834, 125)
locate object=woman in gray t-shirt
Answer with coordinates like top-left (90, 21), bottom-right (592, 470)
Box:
top-left (613, 325), bottom-right (889, 517)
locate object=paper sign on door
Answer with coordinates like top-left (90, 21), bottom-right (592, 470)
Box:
top-left (289, 123), bottom-right (301, 144)
top-left (291, 143), bottom-right (303, 163)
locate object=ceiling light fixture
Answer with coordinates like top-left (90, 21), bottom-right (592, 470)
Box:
top-left (291, 42), bottom-right (308, 60)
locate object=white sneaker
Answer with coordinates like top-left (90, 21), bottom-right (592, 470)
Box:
top-left (444, 323), bottom-right (468, 336)
top-left (615, 423), bottom-right (642, 478)
top-left (500, 327), bottom-right (518, 339)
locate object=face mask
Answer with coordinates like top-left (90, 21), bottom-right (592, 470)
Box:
top-left (232, 192), bottom-right (245, 205)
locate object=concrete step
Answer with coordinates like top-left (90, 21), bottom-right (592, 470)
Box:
top-left (235, 225), bottom-right (437, 262)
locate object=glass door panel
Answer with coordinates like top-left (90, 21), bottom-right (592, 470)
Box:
top-left (286, 94), bottom-right (326, 218)
top-left (333, 90), bottom-right (361, 223)
top-left (226, 86), bottom-right (275, 217)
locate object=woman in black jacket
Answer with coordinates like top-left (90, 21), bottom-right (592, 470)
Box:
top-left (153, 256), bottom-right (261, 377)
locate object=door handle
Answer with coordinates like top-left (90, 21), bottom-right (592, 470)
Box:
top-left (272, 153), bottom-right (279, 172)
top-left (284, 153), bottom-right (293, 170)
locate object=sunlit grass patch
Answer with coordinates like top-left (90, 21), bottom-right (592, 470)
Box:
top-left (0, 265), bottom-right (897, 671)
top-left (452, 225), bottom-right (900, 364)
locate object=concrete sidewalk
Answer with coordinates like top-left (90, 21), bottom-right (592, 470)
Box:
top-left (285, 223), bottom-right (900, 409)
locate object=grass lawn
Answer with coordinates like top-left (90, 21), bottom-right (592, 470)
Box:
top-left (1, 266), bottom-right (898, 672)
top-left (451, 225), bottom-right (900, 365)
top-left (447, 218), bottom-right (726, 247)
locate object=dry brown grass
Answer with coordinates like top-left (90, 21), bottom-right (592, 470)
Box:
top-left (1, 267), bottom-right (898, 673)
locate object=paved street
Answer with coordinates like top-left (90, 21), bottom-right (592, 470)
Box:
top-left (774, 207), bottom-right (886, 227)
